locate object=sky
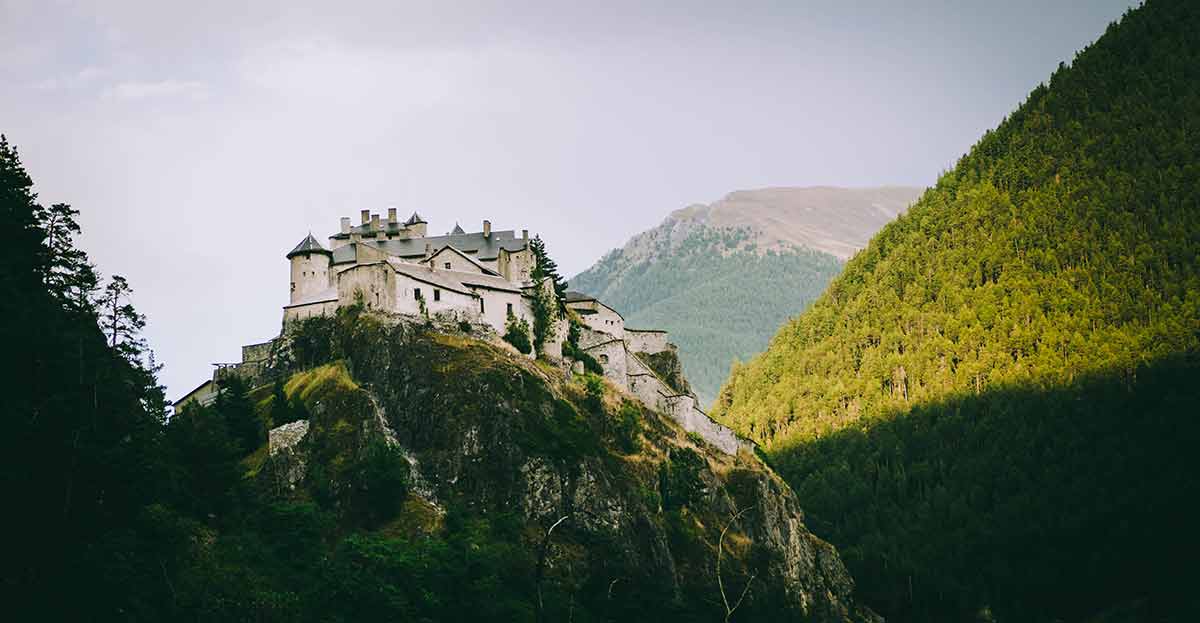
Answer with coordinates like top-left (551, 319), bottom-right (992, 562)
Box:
top-left (2, 0), bottom-right (1135, 400)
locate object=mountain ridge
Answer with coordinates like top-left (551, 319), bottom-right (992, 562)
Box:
top-left (571, 186), bottom-right (920, 404)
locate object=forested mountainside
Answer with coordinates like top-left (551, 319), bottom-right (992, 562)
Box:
top-left (713, 1), bottom-right (1200, 621)
top-left (1, 136), bottom-right (875, 622)
top-left (572, 187), bottom-right (918, 405)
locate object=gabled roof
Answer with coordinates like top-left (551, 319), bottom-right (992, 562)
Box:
top-left (287, 233), bottom-right (331, 258)
top-left (387, 259), bottom-right (524, 295)
top-left (405, 211), bottom-right (427, 225)
top-left (420, 245), bottom-right (502, 276)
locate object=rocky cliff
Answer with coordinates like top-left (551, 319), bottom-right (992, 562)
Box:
top-left (257, 308), bottom-right (877, 622)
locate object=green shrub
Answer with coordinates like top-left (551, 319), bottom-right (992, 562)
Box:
top-left (616, 401), bottom-right (642, 453)
top-left (350, 440), bottom-right (410, 526)
top-left (503, 315), bottom-right (533, 355)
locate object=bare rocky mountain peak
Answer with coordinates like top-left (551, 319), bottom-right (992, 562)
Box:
top-left (660, 185), bottom-right (923, 259)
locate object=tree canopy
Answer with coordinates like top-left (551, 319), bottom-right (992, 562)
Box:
top-left (712, 1), bottom-right (1200, 620)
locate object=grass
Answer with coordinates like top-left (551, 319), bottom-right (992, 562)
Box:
top-left (285, 361), bottom-right (359, 405)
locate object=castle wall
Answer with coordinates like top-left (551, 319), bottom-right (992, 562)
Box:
top-left (430, 248), bottom-right (487, 274)
top-left (283, 299), bottom-right (338, 323)
top-left (471, 287), bottom-right (528, 332)
top-left (569, 301), bottom-right (624, 339)
top-left (290, 252), bottom-right (331, 304)
top-left (499, 247), bottom-right (534, 283)
top-left (337, 263), bottom-right (396, 312)
top-left (583, 338), bottom-right (627, 389)
top-left (626, 329), bottom-right (670, 354)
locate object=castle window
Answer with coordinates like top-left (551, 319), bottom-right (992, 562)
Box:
top-left (599, 354), bottom-right (609, 364)
top-left (480, 298), bottom-right (485, 313)
top-left (444, 262), bottom-right (452, 269)
top-left (506, 303), bottom-right (513, 316)
top-left (414, 288), bottom-right (422, 301)
top-left (434, 289), bottom-right (441, 302)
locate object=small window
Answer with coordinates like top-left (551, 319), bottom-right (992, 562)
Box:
top-left (506, 302), bottom-right (513, 316)
top-left (434, 289), bottom-right (441, 302)
top-left (414, 288), bottom-right (422, 300)
top-left (599, 354), bottom-right (609, 364)
top-left (480, 298), bottom-right (485, 313)
top-left (444, 262), bottom-right (452, 269)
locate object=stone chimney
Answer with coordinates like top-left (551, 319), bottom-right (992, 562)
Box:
top-left (424, 242), bottom-right (432, 258)
top-left (387, 207), bottom-right (397, 224)
top-left (340, 217), bottom-right (351, 234)
top-left (370, 213), bottom-right (380, 232)
top-left (522, 229), bottom-right (529, 241)
top-left (483, 220), bottom-right (492, 237)
top-left (360, 209), bottom-right (370, 225)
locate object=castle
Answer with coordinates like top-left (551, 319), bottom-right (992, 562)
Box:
top-left (175, 210), bottom-right (745, 454)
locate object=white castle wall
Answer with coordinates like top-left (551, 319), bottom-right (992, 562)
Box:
top-left (290, 252), bottom-right (332, 304)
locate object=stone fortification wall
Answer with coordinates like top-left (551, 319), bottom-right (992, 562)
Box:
top-left (283, 299), bottom-right (338, 323)
top-left (625, 329), bottom-right (669, 354)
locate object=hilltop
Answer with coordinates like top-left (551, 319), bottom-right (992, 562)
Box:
top-left (572, 186), bottom-right (920, 404)
top-left (713, 0), bottom-right (1200, 620)
top-left (181, 308), bottom-right (878, 622)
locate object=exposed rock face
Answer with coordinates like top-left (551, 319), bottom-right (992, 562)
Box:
top-left (263, 316), bottom-right (876, 621)
top-left (637, 348), bottom-right (692, 396)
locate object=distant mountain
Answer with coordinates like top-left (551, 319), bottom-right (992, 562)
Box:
top-left (571, 186), bottom-right (921, 405)
top-left (713, 1), bottom-right (1200, 620)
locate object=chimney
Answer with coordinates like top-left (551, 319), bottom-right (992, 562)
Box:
top-left (483, 220), bottom-right (492, 237)
top-left (371, 213), bottom-right (380, 231)
top-left (387, 207), bottom-right (397, 224)
top-left (360, 209), bottom-right (370, 225)
top-left (424, 242), bottom-right (432, 258)
top-left (522, 229), bottom-right (528, 241)
top-left (340, 217), bottom-right (351, 234)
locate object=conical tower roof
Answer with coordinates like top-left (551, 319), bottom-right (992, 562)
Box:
top-left (286, 233), bottom-right (331, 259)
top-left (405, 211), bottom-right (427, 225)
top-left (450, 223), bottom-right (466, 235)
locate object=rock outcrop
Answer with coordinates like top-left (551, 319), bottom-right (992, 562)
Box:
top-left (260, 311), bottom-right (877, 621)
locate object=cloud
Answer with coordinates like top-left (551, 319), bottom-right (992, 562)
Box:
top-left (102, 79), bottom-right (209, 100)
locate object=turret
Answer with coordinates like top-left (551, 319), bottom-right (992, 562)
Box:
top-left (404, 211), bottom-right (428, 238)
top-left (287, 233), bottom-right (332, 305)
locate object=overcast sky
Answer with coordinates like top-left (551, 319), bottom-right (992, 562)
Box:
top-left (3, 0), bottom-right (1135, 400)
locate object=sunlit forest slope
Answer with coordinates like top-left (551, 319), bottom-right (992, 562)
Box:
top-left (713, 0), bottom-right (1200, 620)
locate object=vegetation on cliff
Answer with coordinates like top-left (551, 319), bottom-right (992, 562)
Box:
top-left (713, 1), bottom-right (1200, 620)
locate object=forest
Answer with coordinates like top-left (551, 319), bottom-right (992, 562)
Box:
top-left (572, 225), bottom-right (843, 406)
top-left (713, 0), bottom-right (1200, 620)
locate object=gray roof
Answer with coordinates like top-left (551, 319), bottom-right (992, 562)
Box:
top-left (405, 211), bottom-right (427, 225)
top-left (564, 290), bottom-right (596, 303)
top-left (388, 259), bottom-right (524, 294)
top-left (332, 230), bottom-right (527, 265)
top-left (287, 233), bottom-right (330, 258)
top-left (421, 245), bottom-right (502, 276)
top-left (451, 223), bottom-right (466, 235)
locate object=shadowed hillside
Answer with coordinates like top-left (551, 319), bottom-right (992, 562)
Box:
top-left (713, 0), bottom-right (1200, 620)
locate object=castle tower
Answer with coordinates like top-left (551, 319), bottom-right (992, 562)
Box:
top-left (404, 211), bottom-right (428, 238)
top-left (287, 233), bottom-right (332, 305)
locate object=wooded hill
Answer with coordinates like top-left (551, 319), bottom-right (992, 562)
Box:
top-left (712, 0), bottom-right (1200, 620)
